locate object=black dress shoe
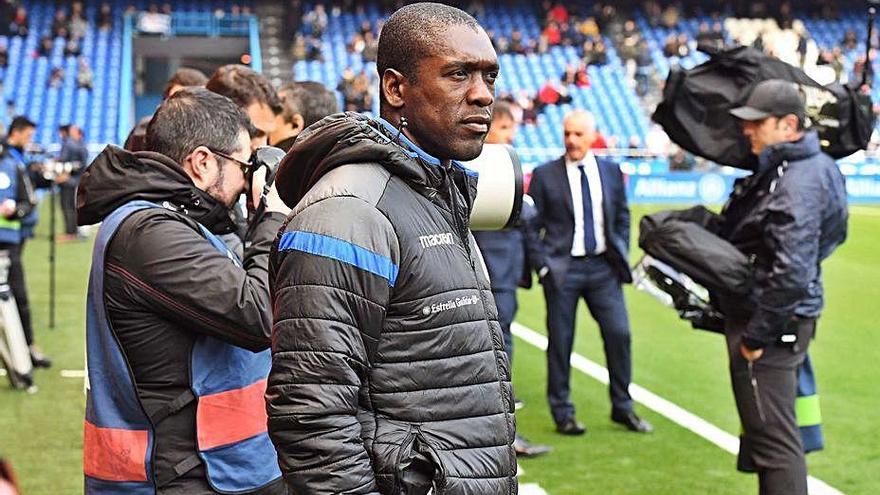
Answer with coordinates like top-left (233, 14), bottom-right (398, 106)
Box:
top-left (513, 434), bottom-right (552, 458)
top-left (555, 417), bottom-right (586, 435)
top-left (611, 410), bottom-right (653, 433)
top-left (29, 345), bottom-right (52, 369)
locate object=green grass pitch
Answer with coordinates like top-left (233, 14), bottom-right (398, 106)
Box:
top-left (1, 203), bottom-right (877, 494)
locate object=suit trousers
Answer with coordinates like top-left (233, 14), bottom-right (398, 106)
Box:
top-left (492, 288), bottom-right (516, 366)
top-left (726, 317), bottom-right (815, 495)
top-left (543, 255), bottom-right (633, 423)
top-left (60, 183), bottom-right (78, 235)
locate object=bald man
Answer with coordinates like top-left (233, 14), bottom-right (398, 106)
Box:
top-left (529, 110), bottom-right (652, 435)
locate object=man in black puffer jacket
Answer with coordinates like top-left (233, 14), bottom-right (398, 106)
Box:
top-left (266, 3), bottom-right (516, 494)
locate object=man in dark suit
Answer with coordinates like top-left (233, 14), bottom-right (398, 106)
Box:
top-left (529, 110), bottom-right (651, 435)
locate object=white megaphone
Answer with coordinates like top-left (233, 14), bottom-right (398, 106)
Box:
top-left (460, 144), bottom-right (523, 231)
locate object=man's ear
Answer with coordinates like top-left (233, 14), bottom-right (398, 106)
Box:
top-left (381, 68), bottom-right (407, 109)
top-left (183, 146), bottom-right (213, 188)
top-left (291, 114), bottom-right (305, 135)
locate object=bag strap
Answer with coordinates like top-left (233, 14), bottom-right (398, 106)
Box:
top-left (148, 389), bottom-right (195, 425)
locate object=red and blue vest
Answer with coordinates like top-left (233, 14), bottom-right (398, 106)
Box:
top-left (83, 201), bottom-right (281, 494)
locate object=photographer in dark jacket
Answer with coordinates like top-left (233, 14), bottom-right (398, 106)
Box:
top-left (267, 3), bottom-right (516, 494)
top-left (721, 79), bottom-right (847, 495)
top-left (77, 88), bottom-right (289, 494)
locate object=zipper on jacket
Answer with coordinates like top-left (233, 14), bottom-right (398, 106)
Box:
top-left (441, 162), bottom-right (472, 258)
top-left (394, 425), bottom-right (417, 495)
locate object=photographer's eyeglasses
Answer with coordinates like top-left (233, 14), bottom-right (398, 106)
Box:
top-left (206, 147), bottom-right (253, 175)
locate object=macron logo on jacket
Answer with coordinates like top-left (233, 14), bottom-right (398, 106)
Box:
top-left (418, 232), bottom-right (455, 249)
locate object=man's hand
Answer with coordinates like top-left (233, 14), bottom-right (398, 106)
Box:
top-left (739, 342), bottom-right (764, 362)
top-left (0, 199), bottom-right (16, 219)
top-left (250, 166), bottom-right (291, 216)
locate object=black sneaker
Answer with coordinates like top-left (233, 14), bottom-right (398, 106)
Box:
top-left (29, 345), bottom-right (52, 369)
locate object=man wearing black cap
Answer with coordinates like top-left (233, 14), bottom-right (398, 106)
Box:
top-left (720, 79), bottom-right (848, 495)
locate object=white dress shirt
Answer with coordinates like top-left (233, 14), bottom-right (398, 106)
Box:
top-left (565, 153), bottom-right (606, 256)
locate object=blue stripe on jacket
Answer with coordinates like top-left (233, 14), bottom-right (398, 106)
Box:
top-left (278, 231), bottom-right (399, 286)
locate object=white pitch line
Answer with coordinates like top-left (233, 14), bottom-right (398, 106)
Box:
top-left (511, 322), bottom-right (844, 495)
top-left (850, 206), bottom-right (880, 217)
top-left (60, 369), bottom-right (86, 378)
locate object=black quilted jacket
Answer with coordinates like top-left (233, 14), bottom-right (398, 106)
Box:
top-left (266, 113), bottom-right (517, 495)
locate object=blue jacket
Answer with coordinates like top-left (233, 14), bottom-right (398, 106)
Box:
top-left (473, 199), bottom-right (543, 291)
top-left (719, 131), bottom-right (848, 348)
top-left (0, 145), bottom-right (24, 244)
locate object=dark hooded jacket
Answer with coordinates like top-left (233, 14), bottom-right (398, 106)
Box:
top-left (267, 113), bottom-right (517, 494)
top-left (717, 131), bottom-right (848, 349)
top-left (77, 145), bottom-right (287, 494)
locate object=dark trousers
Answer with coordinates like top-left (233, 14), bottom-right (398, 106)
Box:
top-left (492, 288), bottom-right (516, 366)
top-left (60, 183), bottom-right (77, 235)
top-left (543, 256), bottom-right (633, 423)
top-left (0, 242), bottom-right (33, 345)
top-left (726, 318), bottom-right (815, 495)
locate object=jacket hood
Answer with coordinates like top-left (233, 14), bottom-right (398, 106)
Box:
top-left (274, 112), bottom-right (478, 209)
top-left (76, 145), bottom-right (236, 233)
top-left (757, 130), bottom-right (823, 172)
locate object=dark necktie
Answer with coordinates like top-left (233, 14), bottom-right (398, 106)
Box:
top-left (578, 164), bottom-right (597, 254)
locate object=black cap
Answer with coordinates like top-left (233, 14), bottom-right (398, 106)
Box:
top-left (729, 79), bottom-right (804, 122)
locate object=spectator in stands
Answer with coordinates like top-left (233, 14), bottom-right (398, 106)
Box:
top-left (495, 35), bottom-right (510, 54)
top-left (138, 4), bottom-right (171, 35)
top-left (37, 36), bottom-right (53, 58)
top-left (124, 67), bottom-right (209, 152)
top-left (579, 16), bottom-right (600, 39)
top-left (588, 39), bottom-right (608, 66)
top-left (618, 20), bottom-right (641, 63)
top-left (548, 2), bottom-right (569, 24)
top-left (536, 78), bottom-right (572, 110)
top-left (305, 36), bottom-right (323, 61)
top-left (9, 6), bottom-right (27, 38)
top-left (0, 42), bottom-right (7, 69)
top-left (363, 31), bottom-right (378, 62)
top-left (0, 1), bottom-right (13, 37)
top-left (543, 21), bottom-right (562, 46)
top-left (70, 2), bottom-right (87, 40)
top-left (561, 62), bottom-right (590, 88)
top-left (206, 64), bottom-right (283, 149)
top-left (291, 34), bottom-right (306, 61)
top-left (518, 90), bottom-right (539, 124)
top-left (843, 29), bottom-right (858, 51)
top-left (77, 57), bottom-right (93, 90)
top-left (64, 37), bottom-right (81, 57)
top-left (48, 67), bottom-right (64, 88)
top-left (270, 81), bottom-right (339, 152)
top-left (635, 40), bottom-right (652, 96)
top-left (303, 3), bottom-right (327, 37)
top-left (348, 33), bottom-right (365, 55)
top-left (50, 9), bottom-right (70, 39)
top-left (358, 18), bottom-right (372, 38)
top-left (97, 3), bottom-right (113, 31)
top-left (661, 4), bottom-right (679, 29)
top-left (510, 29), bottom-right (527, 54)
top-left (776, 1), bottom-right (794, 30)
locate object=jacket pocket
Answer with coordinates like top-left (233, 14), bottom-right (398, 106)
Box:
top-left (416, 434), bottom-right (448, 495)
